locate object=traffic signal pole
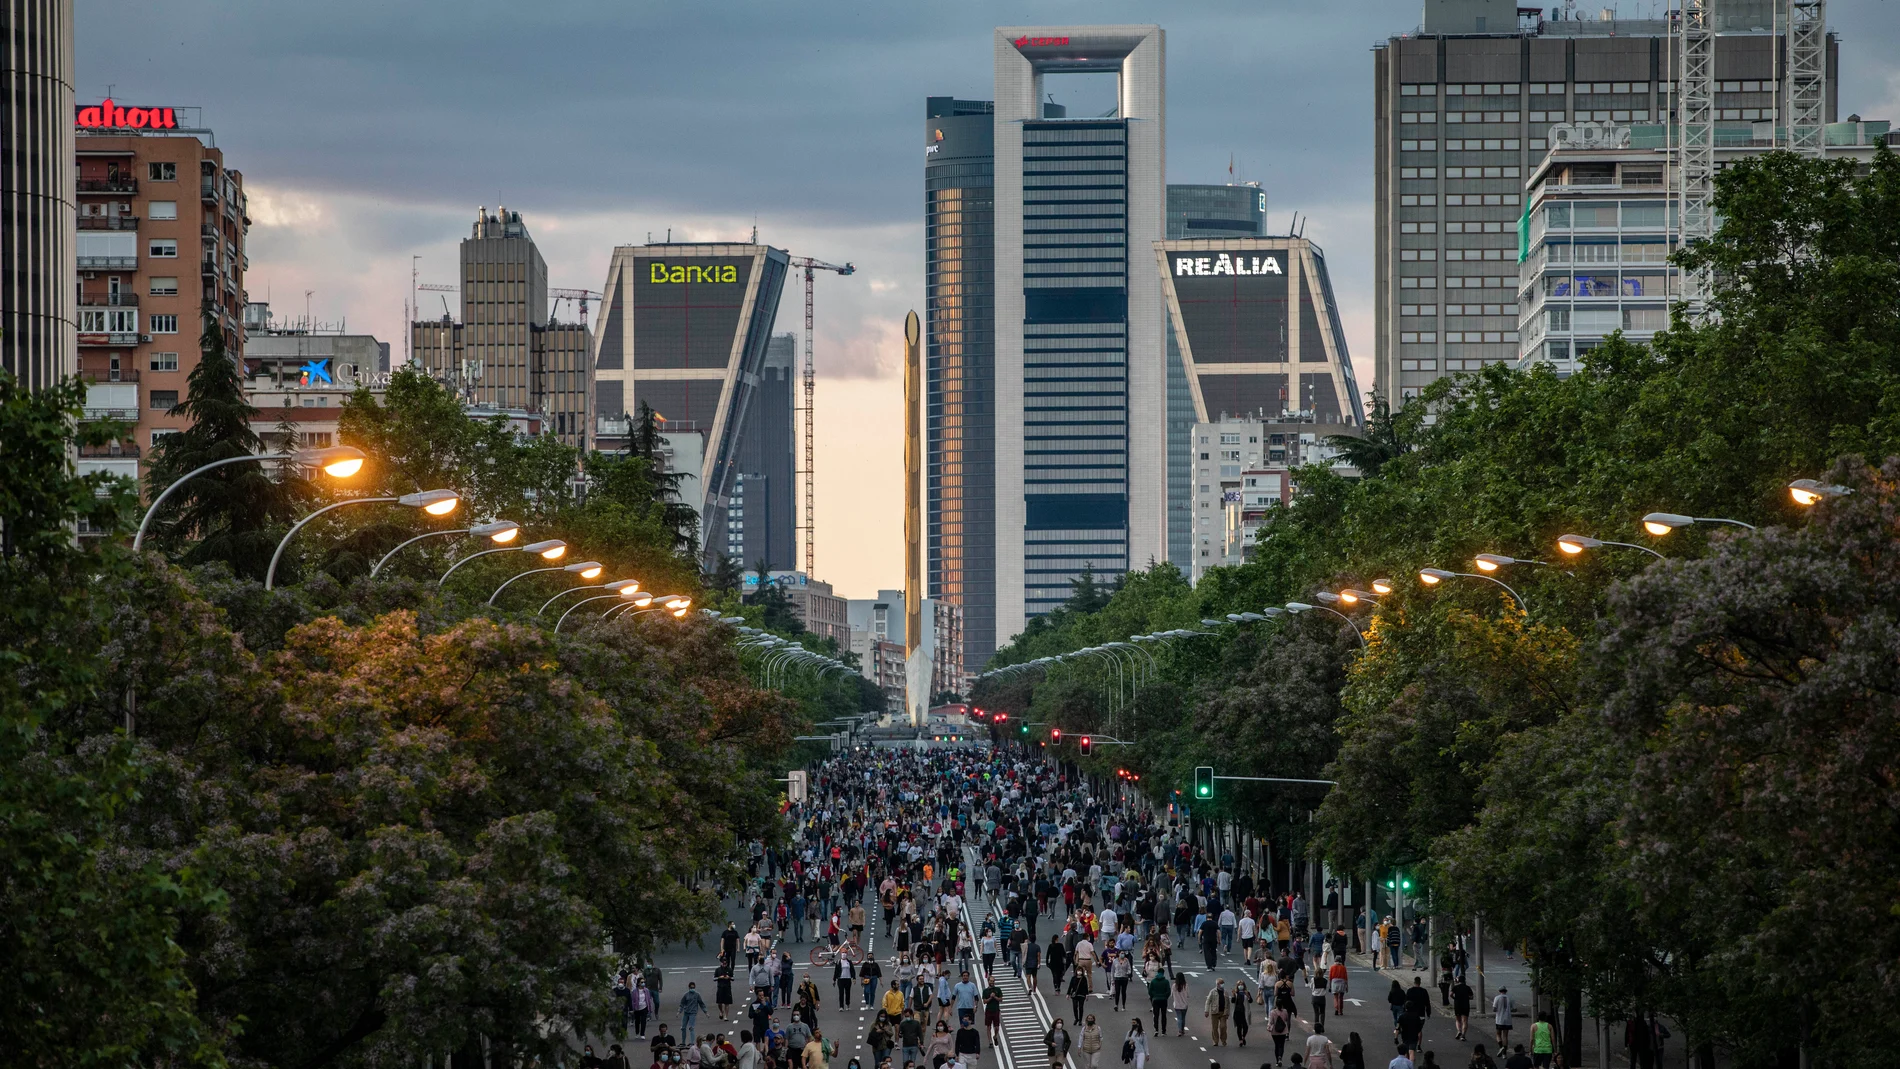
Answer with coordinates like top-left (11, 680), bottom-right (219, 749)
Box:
top-left (1213, 774), bottom-right (1338, 787)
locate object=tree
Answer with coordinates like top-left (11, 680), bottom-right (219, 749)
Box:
top-left (745, 561), bottom-right (805, 635)
top-left (1324, 391), bottom-right (1421, 476)
top-left (143, 313), bottom-right (300, 578)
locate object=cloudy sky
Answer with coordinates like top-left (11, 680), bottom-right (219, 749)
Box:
top-left (79, 0), bottom-right (1900, 599)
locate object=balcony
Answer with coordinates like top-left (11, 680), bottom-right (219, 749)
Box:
top-left (77, 177), bottom-right (138, 194)
top-left (79, 292), bottom-right (139, 307)
top-left (78, 215), bottom-right (140, 231)
top-left (80, 368), bottom-right (140, 383)
top-left (201, 258), bottom-right (219, 277)
top-left (200, 177), bottom-right (218, 202)
top-left (78, 443), bottom-right (142, 459)
top-left (78, 333), bottom-right (143, 347)
top-left (77, 255), bottom-right (138, 270)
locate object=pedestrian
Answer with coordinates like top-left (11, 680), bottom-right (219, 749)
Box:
top-left (1170, 973), bottom-right (1191, 1036)
top-left (1329, 956), bottom-right (1350, 1017)
top-left (681, 982), bottom-right (708, 1045)
top-left (1045, 1020), bottom-right (1073, 1069)
top-left (1529, 1014), bottom-right (1554, 1068)
top-left (955, 1020), bottom-right (982, 1065)
top-left (1339, 1032), bottom-right (1365, 1069)
top-left (1147, 968), bottom-right (1171, 1035)
top-left (1024, 935), bottom-right (1043, 989)
top-left (1305, 1030), bottom-right (1337, 1068)
top-left (1113, 1017), bottom-right (1144, 1069)
top-left (984, 978), bottom-right (1005, 1046)
top-left (632, 977), bottom-right (654, 1038)
top-left (1386, 981), bottom-right (1406, 1029)
top-left (1112, 949), bottom-right (1134, 1010)
top-left (1232, 980), bottom-right (1252, 1048)
top-left (1403, 979), bottom-right (1432, 1027)
top-left (1451, 976), bottom-right (1474, 1040)
top-left (1204, 978), bottom-right (1230, 1047)
top-left (1492, 987), bottom-right (1513, 1050)
top-left (717, 962), bottom-right (736, 1021)
top-left (1466, 1044), bottom-right (1498, 1069)
top-left (1388, 1042), bottom-right (1415, 1069)
top-left (1269, 1004), bottom-right (1293, 1067)
top-left (1080, 1014), bottom-right (1104, 1069)
top-left (1309, 973), bottom-right (1328, 1034)
top-left (1069, 966), bottom-right (1092, 1025)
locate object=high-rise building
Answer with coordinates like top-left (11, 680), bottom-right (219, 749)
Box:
top-left (2, 0), bottom-right (76, 391)
top-left (411, 208), bottom-right (593, 448)
top-left (727, 332), bottom-right (796, 569)
top-left (592, 242), bottom-right (789, 568)
top-left (1187, 413), bottom-right (1352, 582)
top-left (68, 100), bottom-right (248, 486)
top-left (1166, 183), bottom-right (1266, 239)
top-left (1161, 183), bottom-right (1269, 566)
top-left (1373, 0), bottom-right (1838, 408)
top-left (924, 95), bottom-right (1000, 679)
top-left (993, 24), bottom-right (1167, 642)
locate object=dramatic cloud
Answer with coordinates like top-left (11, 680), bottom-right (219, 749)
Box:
top-left (78, 0), bottom-right (1900, 596)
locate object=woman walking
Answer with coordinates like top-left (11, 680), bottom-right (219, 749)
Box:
top-left (1079, 1014), bottom-right (1103, 1069)
top-left (1069, 967), bottom-right (1092, 1025)
top-left (1267, 1004), bottom-right (1292, 1068)
top-left (1232, 980), bottom-right (1253, 1048)
top-left (1168, 973), bottom-right (1191, 1036)
top-left (1044, 1020), bottom-right (1073, 1069)
top-left (1124, 1019), bottom-right (1149, 1069)
top-left (1451, 976), bottom-right (1474, 1041)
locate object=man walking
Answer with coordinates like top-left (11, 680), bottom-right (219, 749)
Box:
top-left (1492, 986), bottom-right (1515, 1051)
top-left (1205, 978), bottom-right (1231, 1047)
top-left (680, 982), bottom-right (707, 1045)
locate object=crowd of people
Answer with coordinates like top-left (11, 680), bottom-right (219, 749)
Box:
top-left (579, 746), bottom-right (1566, 1069)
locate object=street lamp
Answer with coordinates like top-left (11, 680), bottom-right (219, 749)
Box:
top-left (1641, 511), bottom-right (1757, 535)
top-left (1474, 553), bottom-right (1545, 572)
top-left (1788, 479), bottom-right (1851, 506)
top-left (488, 560), bottom-right (602, 606)
top-left (539, 578), bottom-right (638, 616)
top-left (369, 519), bottom-right (521, 577)
top-left (1418, 565), bottom-right (1528, 614)
top-left (1555, 533), bottom-right (1664, 561)
top-left (264, 488), bottom-right (459, 590)
top-left (554, 582), bottom-right (649, 631)
top-left (1338, 588), bottom-right (1379, 605)
top-left (1285, 601), bottom-right (1367, 646)
top-left (605, 594), bottom-right (692, 621)
top-left (436, 538), bottom-right (567, 587)
top-left (134, 444), bottom-right (367, 551)
top-left (1370, 578), bottom-right (1394, 595)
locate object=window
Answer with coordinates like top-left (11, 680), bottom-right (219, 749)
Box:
top-left (150, 390), bottom-right (179, 411)
top-left (149, 276), bottom-right (178, 296)
top-left (149, 238), bottom-right (178, 258)
top-left (151, 428), bottom-right (180, 447)
top-left (149, 352), bottom-right (179, 372)
top-left (147, 162), bottom-right (176, 181)
top-left (150, 314), bottom-right (178, 333)
top-left (148, 200), bottom-right (178, 220)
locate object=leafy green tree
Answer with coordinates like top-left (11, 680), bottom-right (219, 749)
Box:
top-left (1324, 391), bottom-right (1421, 476)
top-left (143, 313), bottom-right (301, 578)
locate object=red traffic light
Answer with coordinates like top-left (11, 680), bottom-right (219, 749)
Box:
top-left (993, 712), bottom-right (1007, 722)
top-left (1079, 735), bottom-right (1093, 755)
top-left (1051, 728), bottom-right (1062, 743)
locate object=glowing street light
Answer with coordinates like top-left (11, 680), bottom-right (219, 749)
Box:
top-left (1417, 565), bottom-right (1528, 614)
top-left (265, 488), bottom-right (459, 590)
top-left (368, 519), bottom-right (521, 577)
top-left (1788, 479), bottom-right (1851, 506)
top-left (134, 445), bottom-right (367, 551)
top-left (539, 578), bottom-right (638, 616)
top-left (1339, 588), bottom-right (1379, 605)
top-left (1555, 533), bottom-right (1663, 561)
top-left (436, 538), bottom-right (567, 587)
top-left (1642, 511), bottom-right (1757, 536)
top-left (1474, 553), bottom-right (1545, 572)
top-left (554, 582), bottom-right (650, 631)
top-left (488, 560), bottom-right (602, 606)
top-left (1370, 578), bottom-right (1394, 595)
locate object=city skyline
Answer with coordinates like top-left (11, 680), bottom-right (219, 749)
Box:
top-left (74, 0), bottom-right (1900, 600)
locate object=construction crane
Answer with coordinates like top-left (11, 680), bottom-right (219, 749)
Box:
top-left (548, 287), bottom-right (602, 326)
top-left (787, 256), bottom-right (856, 577)
top-left (417, 282), bottom-right (456, 319)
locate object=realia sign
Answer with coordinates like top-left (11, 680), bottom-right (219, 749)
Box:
top-left (1173, 253), bottom-right (1284, 277)
top-left (75, 98), bottom-right (179, 130)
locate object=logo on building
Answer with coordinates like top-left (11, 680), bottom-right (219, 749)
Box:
top-left (649, 262), bottom-right (740, 284)
top-left (1013, 35), bottom-right (1070, 48)
top-left (75, 98), bottom-right (178, 130)
top-left (1173, 253), bottom-right (1284, 278)
top-left (1548, 120), bottom-right (1631, 149)
top-left (299, 359), bottom-right (332, 385)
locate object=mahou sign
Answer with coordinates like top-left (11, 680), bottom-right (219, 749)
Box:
top-left (75, 98), bottom-right (179, 130)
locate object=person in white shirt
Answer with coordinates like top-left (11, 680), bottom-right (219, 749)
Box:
top-left (1237, 912), bottom-right (1259, 962)
top-left (1100, 908), bottom-right (1118, 940)
top-left (1304, 1029), bottom-right (1337, 1068)
top-left (1492, 986), bottom-right (1515, 1048)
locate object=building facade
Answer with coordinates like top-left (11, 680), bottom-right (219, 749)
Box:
top-left (1187, 414), bottom-right (1349, 581)
top-left (1166, 183), bottom-right (1266, 240)
top-left (994, 25), bottom-right (1167, 641)
top-left (924, 95), bottom-right (1001, 679)
top-left (593, 242), bottom-right (789, 569)
top-left (1373, 0), bottom-right (1838, 407)
top-left (849, 590), bottom-right (966, 702)
top-left (2, 0), bottom-right (76, 391)
top-left (728, 332), bottom-right (796, 570)
top-left (410, 208), bottom-right (592, 449)
top-left (70, 103), bottom-right (248, 486)
top-left (241, 303), bottom-right (388, 455)
top-left (1516, 119), bottom-right (1894, 374)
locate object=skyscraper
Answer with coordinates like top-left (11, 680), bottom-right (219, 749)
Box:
top-left (993, 25), bottom-right (1167, 642)
top-left (591, 241), bottom-right (789, 569)
top-left (728, 332), bottom-right (796, 570)
top-left (411, 208), bottom-right (593, 447)
top-left (1166, 183), bottom-right (1266, 240)
top-left (1373, 0), bottom-right (1836, 408)
top-left (2, 0), bottom-right (76, 391)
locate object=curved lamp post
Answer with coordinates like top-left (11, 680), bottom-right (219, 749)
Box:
top-left (1285, 601), bottom-right (1368, 647)
top-left (135, 444), bottom-right (365, 551)
top-left (265, 488), bottom-right (458, 590)
top-left (1474, 553), bottom-right (1546, 572)
top-left (554, 583), bottom-right (647, 632)
top-left (488, 560), bottom-right (601, 606)
top-left (1370, 578), bottom-right (1395, 595)
top-left (539, 578), bottom-right (638, 616)
top-left (603, 594), bottom-right (691, 622)
top-left (1641, 511), bottom-right (1757, 535)
top-left (437, 538), bottom-right (566, 587)
top-left (1338, 588), bottom-right (1380, 605)
top-left (369, 519), bottom-right (521, 577)
top-left (1788, 478), bottom-right (1851, 506)
top-left (1556, 533), bottom-right (1664, 561)
top-left (1418, 565), bottom-right (1528, 615)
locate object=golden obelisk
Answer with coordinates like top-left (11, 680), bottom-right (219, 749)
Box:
top-left (902, 310), bottom-right (926, 731)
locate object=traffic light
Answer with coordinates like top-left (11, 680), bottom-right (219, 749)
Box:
top-left (1019, 721), bottom-right (1029, 736)
top-left (1079, 735), bottom-right (1092, 755)
top-left (1194, 765), bottom-right (1214, 799)
top-left (993, 712), bottom-right (1007, 722)
top-left (1051, 728), bottom-right (1062, 744)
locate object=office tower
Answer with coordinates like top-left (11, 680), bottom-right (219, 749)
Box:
top-left (1373, 0), bottom-right (1837, 407)
top-left (993, 24), bottom-right (1166, 642)
top-left (1160, 183), bottom-right (1268, 566)
top-left (1166, 183), bottom-right (1266, 239)
top-left (2, 0), bottom-right (76, 391)
top-left (67, 98), bottom-right (247, 487)
top-left (728, 332), bottom-right (796, 569)
top-left (411, 208), bottom-right (593, 447)
top-left (592, 241), bottom-right (789, 569)
top-left (924, 95), bottom-right (1000, 678)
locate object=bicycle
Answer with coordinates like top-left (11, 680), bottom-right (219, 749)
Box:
top-left (810, 942), bottom-right (866, 967)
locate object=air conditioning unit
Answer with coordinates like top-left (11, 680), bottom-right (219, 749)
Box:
top-left (83, 271), bottom-right (98, 280)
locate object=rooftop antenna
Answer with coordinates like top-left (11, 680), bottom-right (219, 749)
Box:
top-left (666, 227), bottom-right (672, 242)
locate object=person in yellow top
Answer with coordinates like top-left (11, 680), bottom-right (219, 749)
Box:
top-left (804, 1027), bottom-right (833, 1069)
top-left (883, 981), bottom-right (907, 1020)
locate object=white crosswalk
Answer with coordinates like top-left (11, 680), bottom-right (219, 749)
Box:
top-left (963, 847), bottom-right (1073, 1069)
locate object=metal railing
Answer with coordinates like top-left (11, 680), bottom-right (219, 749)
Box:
top-left (78, 177), bottom-right (138, 194)
top-left (79, 293), bottom-right (140, 307)
top-left (78, 443), bottom-right (142, 458)
top-left (78, 215), bottom-right (141, 230)
top-left (81, 368), bottom-right (140, 383)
